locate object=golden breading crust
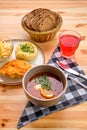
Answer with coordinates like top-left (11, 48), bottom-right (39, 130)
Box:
top-left (0, 59), bottom-right (32, 78)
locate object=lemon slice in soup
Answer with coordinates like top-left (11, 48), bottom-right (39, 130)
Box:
top-left (15, 42), bottom-right (38, 60)
top-left (34, 84), bottom-right (54, 99)
top-left (40, 87), bottom-right (54, 99)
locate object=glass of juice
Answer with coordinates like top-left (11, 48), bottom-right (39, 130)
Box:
top-left (59, 30), bottom-right (81, 58)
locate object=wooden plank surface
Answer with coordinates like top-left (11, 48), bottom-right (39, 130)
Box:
top-left (0, 0), bottom-right (87, 129)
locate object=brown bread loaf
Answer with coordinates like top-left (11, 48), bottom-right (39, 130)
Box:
top-left (25, 8), bottom-right (59, 32)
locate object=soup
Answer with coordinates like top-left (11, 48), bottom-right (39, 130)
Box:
top-left (26, 72), bottom-right (64, 99)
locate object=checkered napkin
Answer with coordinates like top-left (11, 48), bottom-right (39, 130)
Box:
top-left (17, 46), bottom-right (87, 129)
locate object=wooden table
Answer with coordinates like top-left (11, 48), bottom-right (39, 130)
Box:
top-left (0, 0), bottom-right (87, 129)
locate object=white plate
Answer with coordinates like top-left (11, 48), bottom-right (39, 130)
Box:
top-left (0, 39), bottom-right (45, 85)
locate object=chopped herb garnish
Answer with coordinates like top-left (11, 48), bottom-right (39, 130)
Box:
top-left (20, 43), bottom-right (34, 53)
top-left (36, 75), bottom-right (52, 91)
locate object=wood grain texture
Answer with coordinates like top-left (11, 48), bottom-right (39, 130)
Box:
top-left (0, 0), bottom-right (87, 129)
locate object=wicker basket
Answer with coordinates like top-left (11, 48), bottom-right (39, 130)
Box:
top-left (21, 12), bottom-right (62, 42)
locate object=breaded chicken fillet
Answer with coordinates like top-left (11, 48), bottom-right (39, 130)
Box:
top-left (0, 59), bottom-right (32, 78)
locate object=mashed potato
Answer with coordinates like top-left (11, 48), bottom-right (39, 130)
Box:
top-left (15, 42), bottom-right (38, 60)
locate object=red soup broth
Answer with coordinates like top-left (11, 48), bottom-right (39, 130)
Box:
top-left (26, 72), bottom-right (64, 100)
top-left (60, 34), bottom-right (80, 57)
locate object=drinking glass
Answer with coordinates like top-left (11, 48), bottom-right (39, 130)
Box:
top-left (59, 30), bottom-right (81, 58)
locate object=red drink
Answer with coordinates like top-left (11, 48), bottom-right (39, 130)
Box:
top-left (59, 31), bottom-right (81, 58)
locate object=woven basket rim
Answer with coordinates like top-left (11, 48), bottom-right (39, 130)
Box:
top-left (21, 12), bottom-right (63, 35)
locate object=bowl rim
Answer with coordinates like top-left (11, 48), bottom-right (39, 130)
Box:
top-left (22, 64), bottom-right (67, 102)
top-left (21, 12), bottom-right (63, 35)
